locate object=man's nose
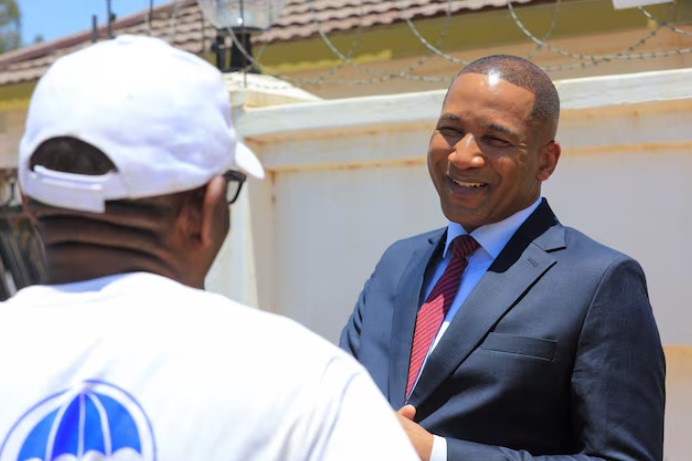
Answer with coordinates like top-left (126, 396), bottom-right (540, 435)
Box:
top-left (450, 133), bottom-right (484, 169)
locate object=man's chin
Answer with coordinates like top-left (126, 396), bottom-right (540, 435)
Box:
top-left (441, 209), bottom-right (485, 232)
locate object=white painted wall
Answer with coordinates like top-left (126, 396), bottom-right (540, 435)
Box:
top-left (206, 67), bottom-right (692, 460)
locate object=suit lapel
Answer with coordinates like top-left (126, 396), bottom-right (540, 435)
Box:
top-left (388, 229), bottom-right (445, 409)
top-left (408, 200), bottom-right (566, 408)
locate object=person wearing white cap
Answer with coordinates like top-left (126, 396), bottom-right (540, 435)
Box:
top-left (0, 35), bottom-right (418, 461)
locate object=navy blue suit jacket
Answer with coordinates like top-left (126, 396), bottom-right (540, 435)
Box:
top-left (340, 200), bottom-right (665, 460)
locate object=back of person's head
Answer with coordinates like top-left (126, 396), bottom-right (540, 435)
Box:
top-left (18, 35), bottom-right (265, 287)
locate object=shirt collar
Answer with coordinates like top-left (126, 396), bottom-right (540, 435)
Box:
top-left (443, 197), bottom-right (543, 259)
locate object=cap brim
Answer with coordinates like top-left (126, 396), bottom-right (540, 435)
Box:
top-left (235, 142), bottom-right (265, 179)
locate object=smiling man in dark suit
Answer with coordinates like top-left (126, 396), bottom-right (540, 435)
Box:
top-left (340, 55), bottom-right (665, 461)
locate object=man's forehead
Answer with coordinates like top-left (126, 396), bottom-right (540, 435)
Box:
top-left (450, 71), bottom-right (536, 96)
top-left (445, 59), bottom-right (561, 136)
top-left (443, 73), bottom-right (537, 116)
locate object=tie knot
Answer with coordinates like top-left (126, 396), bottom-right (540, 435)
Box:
top-left (451, 234), bottom-right (479, 258)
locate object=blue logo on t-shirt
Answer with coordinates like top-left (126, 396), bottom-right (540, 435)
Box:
top-left (0, 380), bottom-right (156, 460)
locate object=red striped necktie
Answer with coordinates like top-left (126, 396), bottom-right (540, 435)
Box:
top-left (406, 234), bottom-right (480, 399)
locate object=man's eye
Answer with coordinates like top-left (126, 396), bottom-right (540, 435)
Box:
top-left (484, 136), bottom-right (510, 147)
top-left (438, 127), bottom-right (461, 135)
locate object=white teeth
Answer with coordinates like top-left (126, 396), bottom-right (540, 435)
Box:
top-left (453, 179), bottom-right (484, 188)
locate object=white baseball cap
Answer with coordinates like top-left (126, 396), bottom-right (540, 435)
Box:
top-left (19, 34), bottom-right (264, 213)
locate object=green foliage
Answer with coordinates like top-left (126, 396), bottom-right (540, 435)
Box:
top-left (0, 0), bottom-right (20, 53)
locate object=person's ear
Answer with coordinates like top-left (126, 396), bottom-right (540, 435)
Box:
top-left (536, 140), bottom-right (561, 181)
top-left (200, 175), bottom-right (229, 249)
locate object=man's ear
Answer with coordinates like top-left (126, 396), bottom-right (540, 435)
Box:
top-left (200, 175), bottom-right (228, 249)
top-left (537, 140), bottom-right (561, 181)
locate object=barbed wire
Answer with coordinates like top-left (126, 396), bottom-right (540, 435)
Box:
top-left (221, 0), bottom-right (475, 86)
top-left (226, 25), bottom-right (454, 86)
top-left (526, 0), bottom-right (562, 61)
top-left (220, 1), bottom-right (459, 86)
top-left (639, 6), bottom-right (692, 38)
top-left (403, 17), bottom-right (467, 66)
top-left (506, 0), bottom-right (678, 63)
top-left (261, 2), bottom-right (367, 84)
top-left (308, 0), bottom-right (458, 82)
top-left (209, 0), bottom-right (692, 88)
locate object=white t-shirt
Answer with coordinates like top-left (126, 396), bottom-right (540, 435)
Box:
top-left (0, 272), bottom-right (417, 461)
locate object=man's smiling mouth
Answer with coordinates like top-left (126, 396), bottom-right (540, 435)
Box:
top-left (450, 178), bottom-right (486, 188)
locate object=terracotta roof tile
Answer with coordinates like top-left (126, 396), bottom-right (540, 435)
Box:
top-left (0, 0), bottom-right (536, 85)
top-left (254, 0), bottom-right (537, 43)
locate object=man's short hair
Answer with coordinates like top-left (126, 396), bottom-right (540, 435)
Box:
top-left (30, 137), bottom-right (116, 176)
top-left (27, 137), bottom-right (195, 220)
top-left (455, 55), bottom-right (560, 126)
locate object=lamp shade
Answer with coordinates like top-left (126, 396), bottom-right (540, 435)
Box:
top-left (198, 0), bottom-right (287, 30)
